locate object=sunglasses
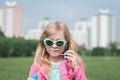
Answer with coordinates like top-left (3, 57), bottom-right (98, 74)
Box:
top-left (43, 38), bottom-right (67, 48)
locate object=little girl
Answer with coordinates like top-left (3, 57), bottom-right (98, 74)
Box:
top-left (27, 21), bottom-right (87, 80)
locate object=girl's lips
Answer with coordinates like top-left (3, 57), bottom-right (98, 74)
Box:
top-left (51, 49), bottom-right (59, 51)
top-left (51, 49), bottom-right (59, 52)
top-left (50, 51), bottom-right (61, 56)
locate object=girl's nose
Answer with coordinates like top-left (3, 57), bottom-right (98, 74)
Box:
top-left (52, 43), bottom-right (57, 47)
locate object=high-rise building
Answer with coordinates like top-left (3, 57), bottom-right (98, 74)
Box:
top-left (91, 9), bottom-right (115, 48)
top-left (0, 1), bottom-right (22, 38)
top-left (72, 18), bottom-right (91, 48)
top-left (0, 8), bottom-right (4, 32)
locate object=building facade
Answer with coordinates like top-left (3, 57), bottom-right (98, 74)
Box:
top-left (91, 9), bottom-right (115, 48)
top-left (25, 19), bottom-right (50, 40)
top-left (72, 18), bottom-right (91, 49)
top-left (0, 1), bottom-right (22, 38)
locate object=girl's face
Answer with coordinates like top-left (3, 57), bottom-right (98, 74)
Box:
top-left (44, 30), bottom-right (66, 58)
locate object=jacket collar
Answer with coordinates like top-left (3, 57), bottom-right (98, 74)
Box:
top-left (38, 59), bottom-right (68, 80)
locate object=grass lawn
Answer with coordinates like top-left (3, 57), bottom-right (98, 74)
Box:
top-left (84, 56), bottom-right (120, 80)
top-left (0, 56), bottom-right (120, 80)
top-left (0, 57), bottom-right (33, 80)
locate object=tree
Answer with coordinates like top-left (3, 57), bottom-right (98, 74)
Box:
top-left (0, 29), bottom-right (5, 37)
top-left (109, 43), bottom-right (117, 56)
top-left (0, 38), bottom-right (10, 57)
top-left (116, 49), bottom-right (120, 56)
top-left (91, 47), bottom-right (106, 56)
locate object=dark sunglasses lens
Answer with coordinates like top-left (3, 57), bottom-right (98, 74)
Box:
top-left (46, 40), bottom-right (53, 46)
top-left (56, 41), bottom-right (64, 47)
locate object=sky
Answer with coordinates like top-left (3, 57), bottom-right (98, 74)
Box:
top-left (0, 0), bottom-right (120, 41)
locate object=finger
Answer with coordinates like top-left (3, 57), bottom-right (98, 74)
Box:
top-left (65, 55), bottom-right (74, 61)
top-left (66, 51), bottom-right (77, 59)
top-left (65, 55), bottom-right (72, 60)
top-left (27, 77), bottom-right (33, 80)
top-left (66, 52), bottom-right (74, 58)
top-left (65, 56), bottom-right (78, 68)
top-left (67, 50), bottom-right (76, 55)
top-left (65, 56), bottom-right (73, 62)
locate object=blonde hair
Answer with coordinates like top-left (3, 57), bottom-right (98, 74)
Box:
top-left (34, 21), bottom-right (83, 73)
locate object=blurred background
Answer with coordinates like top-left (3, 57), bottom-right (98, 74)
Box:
top-left (0, 0), bottom-right (120, 80)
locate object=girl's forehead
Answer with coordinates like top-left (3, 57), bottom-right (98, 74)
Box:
top-left (48, 31), bottom-right (65, 40)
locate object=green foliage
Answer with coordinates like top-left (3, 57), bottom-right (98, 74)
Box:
top-left (0, 30), bottom-right (5, 38)
top-left (91, 47), bottom-right (106, 56)
top-left (109, 43), bottom-right (118, 56)
top-left (0, 37), bottom-right (120, 57)
top-left (0, 38), bottom-right (38, 57)
top-left (77, 48), bottom-right (92, 56)
top-left (77, 43), bottom-right (120, 56)
top-left (0, 38), bottom-right (10, 57)
top-left (116, 49), bottom-right (120, 55)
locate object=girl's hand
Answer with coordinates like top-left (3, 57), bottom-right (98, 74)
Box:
top-left (65, 50), bottom-right (79, 69)
top-left (27, 77), bottom-right (33, 80)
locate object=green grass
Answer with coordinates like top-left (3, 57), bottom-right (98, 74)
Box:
top-left (0, 56), bottom-right (120, 80)
top-left (84, 56), bottom-right (120, 80)
top-left (0, 57), bottom-right (33, 80)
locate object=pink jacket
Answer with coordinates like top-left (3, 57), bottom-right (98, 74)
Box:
top-left (29, 60), bottom-right (87, 80)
